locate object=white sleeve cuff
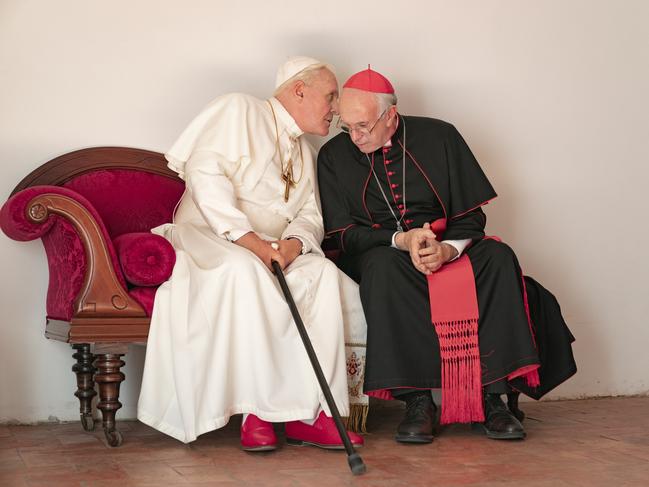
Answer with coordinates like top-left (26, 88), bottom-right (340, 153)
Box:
top-left (442, 238), bottom-right (471, 261)
top-left (391, 231), bottom-right (402, 249)
top-left (226, 229), bottom-right (253, 242)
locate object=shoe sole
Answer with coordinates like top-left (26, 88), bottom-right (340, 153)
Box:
top-left (242, 445), bottom-right (278, 452)
top-left (472, 423), bottom-right (526, 440)
top-left (286, 437), bottom-right (363, 450)
top-left (395, 433), bottom-right (434, 444)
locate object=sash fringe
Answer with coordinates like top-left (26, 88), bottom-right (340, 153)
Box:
top-left (434, 317), bottom-right (484, 424)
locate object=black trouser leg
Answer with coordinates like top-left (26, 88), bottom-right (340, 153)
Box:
top-left (483, 379), bottom-right (512, 395)
top-left (391, 388), bottom-right (432, 400)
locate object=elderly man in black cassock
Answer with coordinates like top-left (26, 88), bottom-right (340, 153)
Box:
top-left (317, 67), bottom-right (576, 444)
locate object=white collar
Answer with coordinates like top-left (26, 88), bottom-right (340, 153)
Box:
top-left (268, 97), bottom-right (303, 140)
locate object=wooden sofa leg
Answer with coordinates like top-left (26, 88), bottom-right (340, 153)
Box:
top-left (71, 344), bottom-right (96, 431)
top-left (94, 352), bottom-right (125, 447)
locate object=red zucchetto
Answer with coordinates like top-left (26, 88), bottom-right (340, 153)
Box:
top-left (343, 66), bottom-right (395, 94)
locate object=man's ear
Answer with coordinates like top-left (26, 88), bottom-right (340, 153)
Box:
top-left (293, 80), bottom-right (305, 102)
top-left (386, 105), bottom-right (399, 126)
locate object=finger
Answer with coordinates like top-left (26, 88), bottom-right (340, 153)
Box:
top-left (420, 239), bottom-right (441, 253)
top-left (423, 257), bottom-right (441, 268)
top-left (268, 248), bottom-right (283, 269)
top-left (409, 236), bottom-right (422, 259)
top-left (411, 255), bottom-right (430, 275)
top-left (410, 244), bottom-right (422, 264)
top-left (274, 250), bottom-right (284, 262)
top-left (413, 233), bottom-right (429, 251)
top-left (418, 246), bottom-right (440, 257)
top-left (420, 254), bottom-right (442, 265)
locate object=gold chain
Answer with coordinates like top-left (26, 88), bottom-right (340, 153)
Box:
top-left (267, 100), bottom-right (304, 201)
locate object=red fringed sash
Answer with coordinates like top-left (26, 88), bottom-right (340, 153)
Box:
top-left (427, 255), bottom-right (484, 424)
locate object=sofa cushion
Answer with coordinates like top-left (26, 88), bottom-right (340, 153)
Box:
top-left (114, 232), bottom-right (175, 286)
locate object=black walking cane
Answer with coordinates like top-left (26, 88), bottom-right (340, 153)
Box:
top-left (271, 257), bottom-right (367, 476)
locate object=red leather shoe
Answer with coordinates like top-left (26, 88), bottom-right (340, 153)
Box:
top-left (285, 411), bottom-right (364, 450)
top-left (241, 414), bottom-right (277, 452)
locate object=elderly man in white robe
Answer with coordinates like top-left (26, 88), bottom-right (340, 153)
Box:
top-left (137, 57), bottom-right (365, 451)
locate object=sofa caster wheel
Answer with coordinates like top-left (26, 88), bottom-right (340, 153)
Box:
top-left (81, 413), bottom-right (95, 432)
top-left (104, 428), bottom-right (123, 447)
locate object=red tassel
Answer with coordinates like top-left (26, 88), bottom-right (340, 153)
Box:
top-left (434, 318), bottom-right (485, 424)
top-left (526, 369), bottom-right (541, 387)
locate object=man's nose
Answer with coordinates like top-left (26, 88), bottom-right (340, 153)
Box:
top-left (331, 98), bottom-right (339, 115)
top-left (351, 129), bottom-right (364, 144)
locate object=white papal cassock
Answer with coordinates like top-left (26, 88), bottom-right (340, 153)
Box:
top-left (137, 94), bottom-right (367, 443)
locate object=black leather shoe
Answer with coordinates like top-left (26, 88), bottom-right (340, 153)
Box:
top-left (395, 392), bottom-right (436, 444)
top-left (478, 393), bottom-right (526, 440)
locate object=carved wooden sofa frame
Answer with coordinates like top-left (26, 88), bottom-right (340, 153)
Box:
top-left (1, 147), bottom-right (184, 446)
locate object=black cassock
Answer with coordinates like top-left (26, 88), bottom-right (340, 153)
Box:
top-left (318, 115), bottom-right (576, 400)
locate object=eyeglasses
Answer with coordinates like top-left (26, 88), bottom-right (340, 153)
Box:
top-left (337, 108), bottom-right (387, 136)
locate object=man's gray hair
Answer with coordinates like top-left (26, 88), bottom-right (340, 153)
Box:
top-left (274, 63), bottom-right (336, 96)
top-left (375, 92), bottom-right (398, 116)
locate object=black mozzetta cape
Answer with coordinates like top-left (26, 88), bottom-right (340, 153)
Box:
top-left (318, 116), bottom-right (498, 254)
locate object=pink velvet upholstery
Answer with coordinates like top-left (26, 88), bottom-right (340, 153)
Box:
top-left (63, 170), bottom-right (184, 238)
top-left (1, 164), bottom-right (184, 322)
top-left (42, 218), bottom-right (88, 320)
top-left (0, 185), bottom-right (128, 321)
top-left (114, 232), bottom-right (176, 287)
top-left (129, 287), bottom-right (157, 317)
top-left (0, 185), bottom-right (58, 241)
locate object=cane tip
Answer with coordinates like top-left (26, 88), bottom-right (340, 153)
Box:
top-left (348, 453), bottom-right (367, 475)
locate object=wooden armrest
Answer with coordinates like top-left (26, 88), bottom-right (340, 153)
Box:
top-left (27, 192), bottom-right (146, 319)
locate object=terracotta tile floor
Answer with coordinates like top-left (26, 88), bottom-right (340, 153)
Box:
top-left (1, 397), bottom-right (648, 486)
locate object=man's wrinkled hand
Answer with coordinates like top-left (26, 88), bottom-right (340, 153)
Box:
top-left (270, 238), bottom-right (302, 270)
top-left (394, 223), bottom-right (437, 275)
top-left (234, 232), bottom-right (286, 271)
top-left (417, 241), bottom-right (458, 273)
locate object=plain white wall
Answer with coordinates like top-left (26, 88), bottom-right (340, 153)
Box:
top-left (1, 0), bottom-right (647, 423)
